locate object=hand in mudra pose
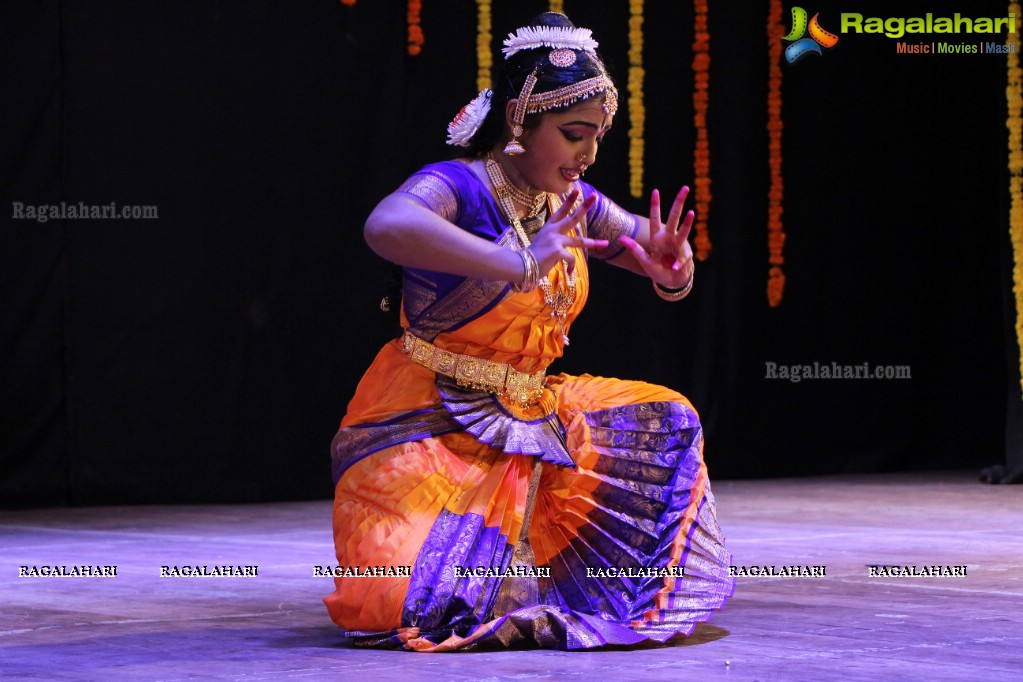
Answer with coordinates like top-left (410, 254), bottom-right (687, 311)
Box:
top-left (619, 186), bottom-right (696, 290)
top-left (526, 189), bottom-right (603, 274)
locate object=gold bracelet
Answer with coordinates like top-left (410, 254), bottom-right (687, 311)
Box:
top-left (653, 274), bottom-right (694, 302)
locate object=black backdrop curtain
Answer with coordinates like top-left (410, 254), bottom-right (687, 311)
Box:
top-left (1, 0), bottom-right (1015, 506)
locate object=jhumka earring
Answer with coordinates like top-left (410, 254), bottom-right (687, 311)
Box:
top-left (504, 125), bottom-right (525, 155)
top-left (503, 71), bottom-right (537, 156)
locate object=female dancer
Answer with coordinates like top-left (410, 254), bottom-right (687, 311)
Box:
top-left (325, 12), bottom-right (734, 651)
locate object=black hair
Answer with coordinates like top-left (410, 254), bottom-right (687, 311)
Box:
top-left (465, 12), bottom-right (612, 156)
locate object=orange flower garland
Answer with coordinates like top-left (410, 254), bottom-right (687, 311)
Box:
top-left (692, 0), bottom-right (712, 261)
top-left (766, 0), bottom-right (786, 307)
top-left (476, 0), bottom-right (492, 91)
top-left (1008, 2), bottom-right (1023, 392)
top-left (628, 0), bottom-right (645, 198)
top-left (407, 1), bottom-right (423, 56)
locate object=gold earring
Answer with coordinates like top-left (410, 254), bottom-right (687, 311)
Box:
top-left (505, 72), bottom-right (537, 156)
top-left (504, 125), bottom-right (525, 155)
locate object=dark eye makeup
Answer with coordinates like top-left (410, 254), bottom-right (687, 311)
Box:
top-left (559, 125), bottom-right (611, 142)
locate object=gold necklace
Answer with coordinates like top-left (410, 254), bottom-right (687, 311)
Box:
top-left (484, 155), bottom-right (576, 345)
top-left (506, 179), bottom-right (546, 216)
top-left (484, 154), bottom-right (546, 217)
top-left (484, 156), bottom-right (532, 246)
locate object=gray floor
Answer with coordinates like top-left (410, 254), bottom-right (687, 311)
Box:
top-left (2, 471), bottom-right (1021, 681)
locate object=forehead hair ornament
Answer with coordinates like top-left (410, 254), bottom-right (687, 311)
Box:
top-left (501, 26), bottom-right (599, 58)
top-left (548, 49), bottom-right (576, 67)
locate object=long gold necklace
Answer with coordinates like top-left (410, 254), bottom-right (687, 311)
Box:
top-left (484, 156), bottom-right (533, 247)
top-left (484, 155), bottom-right (577, 345)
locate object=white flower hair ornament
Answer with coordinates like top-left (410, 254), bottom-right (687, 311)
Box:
top-left (446, 89), bottom-right (493, 147)
top-left (501, 26), bottom-right (599, 59)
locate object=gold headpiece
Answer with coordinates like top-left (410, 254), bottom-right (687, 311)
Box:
top-left (523, 73), bottom-right (618, 117)
top-left (503, 69), bottom-right (618, 155)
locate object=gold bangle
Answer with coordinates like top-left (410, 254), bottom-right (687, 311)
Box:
top-left (511, 248), bottom-right (539, 293)
top-left (653, 274), bottom-right (693, 302)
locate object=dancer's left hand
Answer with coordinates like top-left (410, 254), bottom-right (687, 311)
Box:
top-left (619, 187), bottom-right (695, 289)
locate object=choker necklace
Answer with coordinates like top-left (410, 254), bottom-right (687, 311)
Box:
top-left (506, 177), bottom-right (546, 215)
top-left (484, 154), bottom-right (576, 345)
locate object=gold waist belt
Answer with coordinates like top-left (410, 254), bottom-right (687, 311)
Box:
top-left (401, 331), bottom-right (546, 408)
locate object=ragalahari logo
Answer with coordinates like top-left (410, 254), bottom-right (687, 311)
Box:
top-left (783, 7), bottom-right (839, 63)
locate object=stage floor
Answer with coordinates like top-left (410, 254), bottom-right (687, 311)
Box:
top-left (2, 471), bottom-right (1021, 681)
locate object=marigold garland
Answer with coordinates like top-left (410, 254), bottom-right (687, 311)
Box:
top-left (628, 1), bottom-right (645, 198)
top-left (766, 0), bottom-right (786, 307)
top-left (476, 0), bottom-right (492, 91)
top-left (1008, 2), bottom-right (1023, 393)
top-left (548, 1), bottom-right (564, 13)
top-left (407, 0), bottom-right (423, 56)
top-left (692, 0), bottom-right (712, 261)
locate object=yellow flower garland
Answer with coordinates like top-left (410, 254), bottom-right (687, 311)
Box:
top-left (767, 0), bottom-right (786, 307)
top-left (477, 0), bottom-right (492, 91)
top-left (628, 0), bottom-right (645, 198)
top-left (407, 0), bottom-right (423, 56)
top-left (1009, 2), bottom-right (1023, 393)
top-left (692, 0), bottom-right (712, 261)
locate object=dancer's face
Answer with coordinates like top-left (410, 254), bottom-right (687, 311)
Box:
top-left (505, 97), bottom-right (613, 194)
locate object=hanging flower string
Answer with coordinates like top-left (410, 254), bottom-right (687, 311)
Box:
top-left (767, 0), bottom-right (786, 307)
top-left (477, 0), bottom-right (492, 91)
top-left (549, 1), bottom-right (564, 13)
top-left (628, 0), bottom-right (645, 198)
top-left (407, 1), bottom-right (423, 56)
top-left (692, 0), bottom-right (712, 261)
top-left (1009, 2), bottom-right (1023, 393)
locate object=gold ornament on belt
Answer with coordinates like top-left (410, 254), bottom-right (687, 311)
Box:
top-left (401, 331), bottom-right (545, 408)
